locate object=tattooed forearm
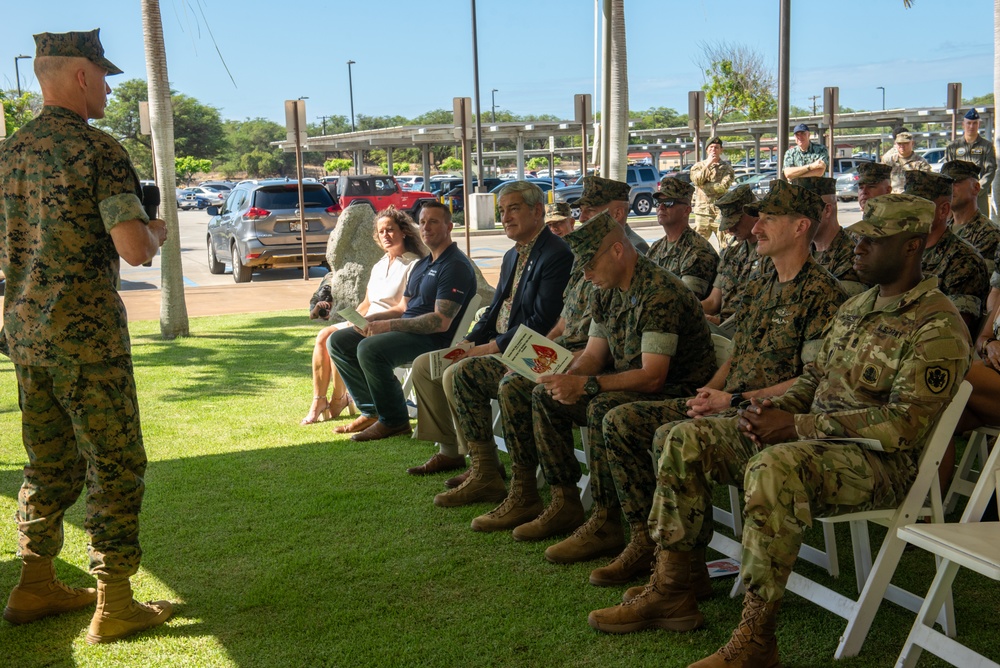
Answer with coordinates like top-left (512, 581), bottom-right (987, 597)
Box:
top-left (389, 300), bottom-right (461, 334)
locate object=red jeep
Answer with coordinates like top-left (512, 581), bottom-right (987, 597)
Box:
top-left (329, 175), bottom-right (437, 218)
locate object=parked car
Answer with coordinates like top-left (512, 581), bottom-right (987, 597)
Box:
top-left (176, 188), bottom-right (210, 210)
top-left (488, 178), bottom-right (556, 195)
top-left (836, 168), bottom-right (861, 201)
top-left (916, 147), bottom-right (947, 172)
top-left (183, 185), bottom-right (227, 207)
top-left (331, 175), bottom-right (436, 218)
top-left (442, 179), bottom-right (504, 213)
top-left (553, 164), bottom-right (661, 218)
top-left (205, 179), bottom-right (339, 283)
top-left (199, 180), bottom-right (235, 192)
top-left (831, 156), bottom-right (875, 178)
top-left (746, 171), bottom-right (778, 198)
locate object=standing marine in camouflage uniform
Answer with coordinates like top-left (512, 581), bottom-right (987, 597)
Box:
top-left (647, 178), bottom-right (719, 299)
top-left (690, 136), bottom-right (736, 240)
top-left (0, 30), bottom-right (172, 642)
top-left (592, 181), bottom-right (846, 590)
top-left (782, 123), bottom-right (829, 179)
top-left (942, 159), bottom-right (1000, 277)
top-left (793, 176), bottom-right (868, 295)
top-left (905, 170), bottom-right (988, 333)
top-left (474, 214), bottom-right (715, 564)
top-left (588, 195), bottom-right (971, 668)
top-left (575, 175), bottom-right (649, 255)
top-left (883, 131), bottom-right (931, 193)
top-left (856, 161), bottom-right (892, 212)
top-left (945, 108), bottom-right (998, 216)
top-left (702, 185), bottom-right (772, 335)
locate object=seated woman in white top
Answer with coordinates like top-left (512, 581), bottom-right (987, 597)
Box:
top-left (302, 207), bottom-right (427, 424)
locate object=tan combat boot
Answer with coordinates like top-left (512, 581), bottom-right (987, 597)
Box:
top-left (86, 579), bottom-right (173, 644)
top-left (686, 591), bottom-right (781, 668)
top-left (471, 465), bottom-right (543, 532)
top-left (543, 503), bottom-right (625, 564)
top-left (589, 522), bottom-right (656, 586)
top-left (433, 441), bottom-right (507, 508)
top-left (588, 548), bottom-right (705, 634)
top-left (622, 547), bottom-right (713, 602)
top-left (3, 557), bottom-right (97, 624)
top-left (511, 485), bottom-right (585, 541)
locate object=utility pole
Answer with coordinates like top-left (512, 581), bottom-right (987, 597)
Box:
top-left (808, 95), bottom-right (820, 115)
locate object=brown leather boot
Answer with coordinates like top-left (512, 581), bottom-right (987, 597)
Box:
top-left (687, 591), bottom-right (781, 668)
top-left (444, 460), bottom-right (508, 488)
top-left (434, 441), bottom-right (507, 508)
top-left (589, 522), bottom-right (656, 586)
top-left (471, 465), bottom-right (544, 532)
top-left (588, 548), bottom-right (705, 634)
top-left (544, 504), bottom-right (625, 564)
top-left (511, 485), bottom-right (585, 541)
top-left (623, 547), bottom-right (714, 602)
top-left (86, 579), bottom-right (173, 644)
top-left (3, 557), bottom-right (97, 624)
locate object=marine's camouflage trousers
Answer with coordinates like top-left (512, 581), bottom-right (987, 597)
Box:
top-left (692, 212), bottom-right (718, 241)
top-left (498, 375), bottom-right (665, 506)
top-left (14, 357), bottom-right (147, 579)
top-left (602, 397), bottom-right (691, 525)
top-left (649, 415), bottom-right (911, 603)
top-left (449, 355), bottom-right (507, 442)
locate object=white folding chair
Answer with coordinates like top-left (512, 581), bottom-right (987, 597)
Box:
top-left (710, 380), bottom-right (971, 660)
top-left (945, 425), bottom-right (999, 514)
top-left (397, 294), bottom-right (481, 401)
top-left (895, 431), bottom-right (1000, 668)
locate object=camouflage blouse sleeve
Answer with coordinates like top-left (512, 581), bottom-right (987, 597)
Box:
top-left (95, 138), bottom-right (147, 233)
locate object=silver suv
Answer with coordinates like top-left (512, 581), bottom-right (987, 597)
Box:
top-left (206, 179), bottom-right (338, 283)
top-left (552, 164), bottom-right (661, 218)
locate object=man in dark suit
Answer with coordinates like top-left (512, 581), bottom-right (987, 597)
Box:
top-left (408, 182), bottom-right (573, 507)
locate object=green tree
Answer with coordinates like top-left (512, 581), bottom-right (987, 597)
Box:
top-left (629, 106), bottom-right (686, 130)
top-left (175, 156), bottom-right (212, 184)
top-left (222, 118), bottom-right (293, 177)
top-left (172, 94), bottom-right (226, 159)
top-left (241, 149), bottom-right (282, 178)
top-left (324, 158), bottom-right (353, 175)
top-left (699, 41), bottom-right (776, 136)
top-left (1, 90), bottom-right (41, 135)
top-left (440, 156), bottom-right (462, 172)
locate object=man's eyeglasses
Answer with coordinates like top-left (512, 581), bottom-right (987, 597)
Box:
top-left (656, 200), bottom-right (678, 208)
top-left (584, 243), bottom-right (613, 272)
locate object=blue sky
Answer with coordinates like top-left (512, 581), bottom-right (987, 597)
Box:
top-left (2, 1), bottom-right (995, 126)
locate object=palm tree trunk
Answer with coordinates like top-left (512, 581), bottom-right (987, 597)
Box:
top-left (606, 0), bottom-right (628, 181)
top-left (142, 0), bottom-right (189, 338)
top-left (992, 0), bottom-right (999, 218)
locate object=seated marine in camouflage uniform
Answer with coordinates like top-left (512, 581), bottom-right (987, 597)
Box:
top-left (472, 214), bottom-right (716, 568)
top-left (793, 176), bottom-right (868, 296)
top-left (904, 170), bottom-right (988, 334)
top-left (941, 159), bottom-right (1000, 277)
top-left (575, 175), bottom-right (650, 255)
top-left (856, 161), bottom-right (892, 211)
top-left (588, 194), bottom-right (972, 668)
top-left (647, 178), bottom-right (719, 299)
top-left (592, 181), bottom-right (846, 589)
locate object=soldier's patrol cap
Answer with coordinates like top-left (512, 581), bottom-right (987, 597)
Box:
top-left (792, 123), bottom-right (810, 133)
top-left (903, 170), bottom-right (953, 200)
top-left (791, 176), bottom-right (836, 197)
top-left (891, 126), bottom-right (909, 139)
top-left (716, 184), bottom-right (756, 231)
top-left (564, 211), bottom-right (619, 267)
top-left (965, 108), bottom-right (980, 121)
top-left (544, 202), bottom-right (573, 223)
top-left (575, 175), bottom-right (631, 208)
top-left (653, 177), bottom-right (694, 205)
top-left (845, 194), bottom-right (934, 238)
top-left (894, 132), bottom-right (914, 144)
top-left (743, 180), bottom-right (824, 225)
top-left (706, 136), bottom-right (723, 147)
top-left (940, 159), bottom-right (981, 182)
top-left (856, 162), bottom-right (892, 185)
top-left (34, 29), bottom-right (123, 75)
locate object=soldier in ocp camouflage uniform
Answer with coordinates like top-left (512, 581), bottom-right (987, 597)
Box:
top-left (591, 181), bottom-right (846, 589)
top-left (690, 136), bottom-right (736, 240)
top-left (904, 169), bottom-right (988, 333)
top-left (941, 159), bottom-right (1000, 277)
top-left (793, 176), bottom-right (868, 295)
top-left (479, 213), bottom-right (715, 563)
top-left (0, 30), bottom-right (172, 642)
top-left (648, 178), bottom-right (719, 299)
top-left (883, 132), bottom-right (931, 193)
top-left (588, 194), bottom-right (971, 668)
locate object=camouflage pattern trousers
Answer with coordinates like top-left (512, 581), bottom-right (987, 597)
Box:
top-left (692, 212), bottom-right (718, 241)
top-left (498, 373), bottom-right (666, 506)
top-left (648, 415), bottom-right (911, 603)
top-left (448, 355), bottom-right (508, 444)
top-left (13, 357), bottom-right (146, 579)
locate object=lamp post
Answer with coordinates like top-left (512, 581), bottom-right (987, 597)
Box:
top-left (347, 60), bottom-right (357, 173)
top-left (491, 88), bottom-right (498, 177)
top-left (876, 86), bottom-right (885, 110)
top-left (14, 55), bottom-right (31, 97)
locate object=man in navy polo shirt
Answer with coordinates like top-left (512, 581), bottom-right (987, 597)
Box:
top-left (327, 201), bottom-right (477, 441)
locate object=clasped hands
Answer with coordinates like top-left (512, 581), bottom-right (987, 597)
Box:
top-left (736, 397), bottom-right (797, 449)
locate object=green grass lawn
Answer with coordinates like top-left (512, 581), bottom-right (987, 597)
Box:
top-left (1, 311), bottom-right (998, 667)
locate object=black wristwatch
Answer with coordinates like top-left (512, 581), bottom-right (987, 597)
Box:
top-left (584, 376), bottom-right (601, 396)
top-left (730, 392), bottom-right (744, 408)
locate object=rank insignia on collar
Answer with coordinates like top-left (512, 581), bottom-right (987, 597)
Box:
top-left (925, 366), bottom-right (950, 394)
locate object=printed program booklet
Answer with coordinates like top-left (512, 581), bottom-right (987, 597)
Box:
top-left (428, 343), bottom-right (473, 380)
top-left (496, 324), bottom-right (573, 381)
top-left (337, 307), bottom-right (369, 330)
